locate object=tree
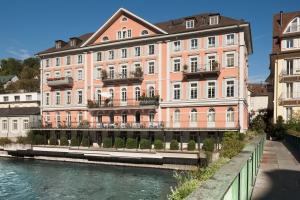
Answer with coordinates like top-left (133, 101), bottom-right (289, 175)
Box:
top-left (0, 58), bottom-right (22, 76)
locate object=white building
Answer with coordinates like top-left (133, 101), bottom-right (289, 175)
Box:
top-left (0, 92), bottom-right (40, 139)
top-left (248, 83), bottom-right (270, 120)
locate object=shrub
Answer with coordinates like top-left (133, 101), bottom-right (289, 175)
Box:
top-left (251, 115), bottom-right (266, 132)
top-left (35, 134), bottom-right (46, 145)
top-left (140, 139), bottom-right (151, 149)
top-left (202, 138), bottom-right (214, 152)
top-left (0, 138), bottom-right (12, 146)
top-left (114, 137), bottom-right (125, 149)
top-left (17, 136), bottom-right (30, 144)
top-left (170, 140), bottom-right (179, 150)
top-left (70, 136), bottom-right (80, 146)
top-left (154, 139), bottom-right (164, 150)
top-left (81, 135), bottom-right (90, 147)
top-left (221, 132), bottom-right (245, 159)
top-left (187, 140), bottom-right (196, 151)
top-left (103, 137), bottom-right (112, 148)
top-left (126, 138), bottom-right (137, 149)
top-left (60, 135), bottom-right (69, 146)
top-left (49, 136), bottom-right (58, 145)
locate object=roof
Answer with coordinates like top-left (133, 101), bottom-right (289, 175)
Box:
top-left (248, 83), bottom-right (269, 97)
top-left (0, 107), bottom-right (40, 117)
top-left (0, 75), bottom-right (17, 84)
top-left (36, 9), bottom-right (251, 55)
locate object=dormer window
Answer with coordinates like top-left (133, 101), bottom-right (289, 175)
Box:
top-left (209, 15), bottom-right (219, 25)
top-left (102, 36), bottom-right (109, 42)
top-left (141, 30), bottom-right (149, 36)
top-left (285, 17), bottom-right (300, 33)
top-left (186, 19), bottom-right (195, 29)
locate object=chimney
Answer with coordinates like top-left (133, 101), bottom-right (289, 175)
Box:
top-left (279, 11), bottom-right (283, 27)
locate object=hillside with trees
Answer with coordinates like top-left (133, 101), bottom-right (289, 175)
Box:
top-left (0, 57), bottom-right (40, 93)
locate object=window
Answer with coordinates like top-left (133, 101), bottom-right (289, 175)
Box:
top-left (173, 58), bottom-right (181, 72)
top-left (209, 16), bottom-right (219, 25)
top-left (208, 108), bottom-right (215, 122)
top-left (66, 70), bottom-right (71, 77)
top-left (45, 112), bottom-right (50, 123)
top-left (108, 50), bottom-right (114, 60)
top-left (286, 83), bottom-right (293, 98)
top-left (190, 109), bottom-right (197, 123)
top-left (173, 41), bottom-right (181, 51)
top-left (77, 55), bottom-right (83, 64)
top-left (148, 44), bottom-right (155, 55)
top-left (67, 112), bottom-right (71, 127)
top-left (109, 89), bottom-right (114, 100)
top-left (190, 57), bottom-right (198, 72)
top-left (208, 36), bottom-right (216, 47)
top-left (186, 19), bottom-right (195, 29)
top-left (128, 30), bottom-right (132, 38)
top-left (174, 110), bottom-right (180, 123)
top-left (149, 111), bottom-right (155, 122)
top-left (26, 95), bottom-right (32, 101)
top-left (55, 71), bottom-right (61, 78)
top-left (96, 52), bottom-right (102, 61)
top-left (3, 96), bottom-right (8, 102)
top-left (190, 39), bottom-right (198, 49)
top-left (121, 48), bottom-right (127, 58)
top-left (45, 73), bottom-right (50, 82)
top-left (207, 55), bottom-right (217, 70)
top-left (56, 92), bottom-right (61, 105)
top-left (173, 84), bottom-right (181, 100)
top-left (14, 96), bottom-right (20, 101)
top-left (78, 112), bottom-right (83, 124)
top-left (122, 17), bottom-right (127, 21)
top-left (226, 107), bottom-right (234, 122)
top-left (2, 120), bottom-right (8, 130)
top-left (190, 83), bottom-right (198, 99)
top-left (45, 59), bottom-right (49, 67)
top-left (286, 59), bottom-right (294, 75)
top-left (117, 29), bottom-right (132, 39)
top-left (226, 34), bottom-right (235, 45)
top-left (141, 30), bottom-right (149, 36)
top-left (122, 112), bottom-right (127, 123)
top-left (148, 61), bottom-right (155, 74)
top-left (226, 53), bottom-right (234, 67)
top-left (226, 80), bottom-right (235, 97)
top-left (45, 93), bottom-right (50, 105)
top-left (77, 69), bottom-right (83, 80)
top-left (96, 90), bottom-right (101, 102)
top-left (134, 47), bottom-right (141, 57)
top-left (56, 57), bottom-right (60, 66)
top-left (286, 107), bottom-right (293, 121)
top-left (102, 36), bottom-right (109, 41)
top-left (148, 86), bottom-right (155, 97)
top-left (66, 91), bottom-right (71, 104)
top-left (13, 120), bottom-right (18, 130)
top-left (208, 82), bottom-right (216, 98)
top-left (285, 17), bottom-right (300, 33)
top-left (135, 87), bottom-right (140, 101)
top-left (23, 119), bottom-right (29, 129)
top-left (109, 66), bottom-right (115, 79)
top-left (286, 39), bottom-right (294, 48)
top-left (66, 56), bottom-right (71, 65)
top-left (78, 90), bottom-right (83, 104)
top-left (121, 65), bottom-right (127, 78)
top-left (121, 88), bottom-right (127, 102)
top-left (96, 67), bottom-right (101, 79)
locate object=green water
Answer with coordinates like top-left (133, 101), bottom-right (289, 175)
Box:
top-left (0, 158), bottom-right (176, 200)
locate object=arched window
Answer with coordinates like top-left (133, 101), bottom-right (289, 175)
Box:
top-left (122, 111), bottom-right (127, 123)
top-left (102, 36), bottom-right (109, 41)
top-left (135, 87), bottom-right (141, 101)
top-left (149, 111), bottom-right (155, 122)
top-left (208, 108), bottom-right (215, 122)
top-left (285, 17), bottom-right (300, 33)
top-left (121, 88), bottom-right (127, 102)
top-left (174, 109), bottom-right (180, 123)
top-left (226, 107), bottom-right (234, 122)
top-left (122, 17), bottom-right (127, 22)
top-left (190, 109), bottom-right (197, 122)
top-left (148, 86), bottom-right (155, 97)
top-left (141, 30), bottom-right (149, 36)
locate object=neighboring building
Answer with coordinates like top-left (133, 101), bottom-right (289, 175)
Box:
top-left (248, 83), bottom-right (270, 120)
top-left (35, 8), bottom-right (252, 143)
top-left (0, 92), bottom-right (40, 139)
top-left (270, 10), bottom-right (300, 122)
top-left (0, 75), bottom-right (19, 89)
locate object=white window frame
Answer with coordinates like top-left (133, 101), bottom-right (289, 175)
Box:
top-left (226, 34), bottom-right (235, 45)
top-left (134, 46), bottom-right (141, 57)
top-left (207, 81), bottom-right (216, 99)
top-left (77, 69), bottom-right (83, 80)
top-left (225, 52), bottom-right (235, 68)
top-left (190, 56), bottom-right (198, 72)
top-left (148, 61), bottom-right (155, 74)
top-left (173, 58), bottom-right (181, 72)
top-left (173, 41), bottom-right (181, 52)
top-left (190, 82), bottom-right (198, 100)
top-left (225, 79), bottom-right (235, 97)
top-left (190, 38), bottom-right (198, 50)
top-left (186, 19), bottom-right (195, 29)
top-left (209, 16), bottom-right (219, 25)
top-left (66, 90), bottom-right (72, 105)
top-left (77, 90), bottom-right (83, 104)
top-left (148, 44), bottom-right (155, 55)
top-left (121, 48), bottom-right (127, 58)
top-left (173, 83), bottom-right (181, 100)
top-left (208, 36), bottom-right (216, 48)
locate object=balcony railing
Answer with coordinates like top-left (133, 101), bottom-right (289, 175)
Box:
top-left (47, 77), bottom-right (73, 88)
top-left (279, 70), bottom-right (300, 82)
top-left (279, 92), bottom-right (300, 106)
top-left (183, 63), bottom-right (220, 80)
top-left (102, 69), bottom-right (143, 85)
top-left (87, 96), bottom-right (159, 110)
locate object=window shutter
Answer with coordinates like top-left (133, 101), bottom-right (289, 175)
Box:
top-left (222, 53), bottom-right (226, 68)
top-left (93, 67), bottom-right (97, 80)
top-left (215, 36), bottom-right (219, 47)
top-left (234, 52), bottom-right (238, 67)
top-left (234, 33), bottom-right (238, 45)
top-left (222, 79), bottom-right (226, 97)
top-left (294, 39), bottom-right (299, 48)
top-left (282, 40), bottom-right (286, 49)
top-left (234, 79), bottom-right (238, 98)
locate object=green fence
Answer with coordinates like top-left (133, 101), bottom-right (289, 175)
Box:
top-left (186, 135), bottom-right (265, 200)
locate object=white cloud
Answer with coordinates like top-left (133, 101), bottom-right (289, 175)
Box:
top-left (6, 47), bottom-right (31, 60)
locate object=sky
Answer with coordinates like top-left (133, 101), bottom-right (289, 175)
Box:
top-left (0, 0), bottom-right (299, 82)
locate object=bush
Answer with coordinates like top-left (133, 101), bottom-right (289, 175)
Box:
top-left (126, 138), bottom-right (137, 149)
top-left (140, 139), bottom-right (151, 149)
top-left (81, 135), bottom-right (90, 147)
top-left (273, 116), bottom-right (286, 139)
top-left (221, 132), bottom-right (245, 159)
top-left (154, 139), bottom-right (164, 150)
top-left (49, 136), bottom-right (58, 145)
top-left (0, 138), bottom-right (12, 146)
top-left (114, 137), bottom-right (125, 149)
top-left (187, 140), bottom-right (196, 151)
top-left (17, 136), bottom-right (30, 144)
top-left (35, 134), bottom-right (46, 145)
top-left (70, 136), bottom-right (80, 146)
top-left (60, 134), bottom-right (69, 146)
top-left (103, 137), bottom-right (112, 148)
top-left (170, 140), bottom-right (179, 150)
top-left (251, 115), bottom-right (266, 132)
top-left (202, 138), bottom-right (214, 152)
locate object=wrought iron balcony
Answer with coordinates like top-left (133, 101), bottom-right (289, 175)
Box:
top-left (278, 92), bottom-right (300, 106)
top-left (47, 77), bottom-right (73, 88)
top-left (183, 63), bottom-right (220, 80)
top-left (279, 70), bottom-right (300, 83)
top-left (101, 69), bottom-right (143, 85)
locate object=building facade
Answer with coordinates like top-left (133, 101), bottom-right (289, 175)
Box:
top-left (248, 83), bottom-right (270, 120)
top-left (36, 8), bottom-right (252, 142)
top-left (270, 11), bottom-right (300, 122)
top-left (0, 92), bottom-right (40, 139)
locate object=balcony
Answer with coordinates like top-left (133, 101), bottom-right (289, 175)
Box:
top-left (183, 62), bottom-right (220, 80)
top-left (102, 69), bottom-right (143, 85)
top-left (279, 70), bottom-right (300, 83)
top-left (47, 77), bottom-right (73, 88)
top-left (278, 92), bottom-right (300, 106)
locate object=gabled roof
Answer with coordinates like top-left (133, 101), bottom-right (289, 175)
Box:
top-left (81, 8), bottom-right (168, 47)
top-left (0, 75), bottom-right (17, 84)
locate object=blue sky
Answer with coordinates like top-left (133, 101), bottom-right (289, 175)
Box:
top-left (0, 0), bottom-right (299, 82)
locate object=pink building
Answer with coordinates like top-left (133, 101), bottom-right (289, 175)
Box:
top-left (35, 8), bottom-right (252, 146)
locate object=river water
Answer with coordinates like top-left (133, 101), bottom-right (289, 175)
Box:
top-left (0, 158), bottom-right (176, 200)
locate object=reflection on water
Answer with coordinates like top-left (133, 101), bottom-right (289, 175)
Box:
top-left (0, 158), bottom-right (175, 200)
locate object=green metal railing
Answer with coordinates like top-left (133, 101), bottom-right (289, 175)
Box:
top-left (186, 135), bottom-right (265, 200)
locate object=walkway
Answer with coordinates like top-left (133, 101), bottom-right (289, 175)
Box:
top-left (252, 140), bottom-right (300, 200)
